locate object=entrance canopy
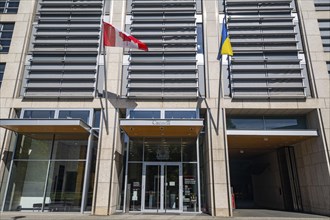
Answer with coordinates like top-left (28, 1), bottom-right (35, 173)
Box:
top-left (120, 119), bottom-right (203, 137)
top-left (0, 119), bottom-right (91, 134)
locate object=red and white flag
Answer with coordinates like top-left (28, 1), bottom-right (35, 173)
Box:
top-left (103, 21), bottom-right (148, 51)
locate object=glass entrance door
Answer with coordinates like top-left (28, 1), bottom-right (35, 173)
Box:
top-left (142, 163), bottom-right (182, 212)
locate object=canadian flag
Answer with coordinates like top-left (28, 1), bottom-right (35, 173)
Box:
top-left (103, 21), bottom-right (148, 51)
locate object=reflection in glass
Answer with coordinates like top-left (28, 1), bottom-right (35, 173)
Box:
top-left (165, 165), bottom-right (179, 210)
top-left (227, 117), bottom-right (264, 130)
top-left (14, 135), bottom-right (52, 160)
top-left (52, 138), bottom-right (87, 160)
top-left (58, 110), bottom-right (90, 124)
top-left (4, 132), bottom-right (95, 212)
top-left (4, 161), bottom-right (48, 211)
top-left (165, 111), bottom-right (197, 119)
top-left (264, 117), bottom-right (306, 130)
top-left (45, 161), bottom-right (85, 212)
top-left (227, 116), bottom-right (307, 130)
top-left (129, 110), bottom-right (161, 119)
top-left (23, 110), bottom-right (55, 119)
top-left (144, 165), bottom-right (160, 210)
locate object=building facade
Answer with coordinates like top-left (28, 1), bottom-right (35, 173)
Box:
top-left (0, 0), bottom-right (329, 217)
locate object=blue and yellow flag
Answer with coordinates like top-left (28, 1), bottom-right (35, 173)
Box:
top-left (217, 18), bottom-right (233, 60)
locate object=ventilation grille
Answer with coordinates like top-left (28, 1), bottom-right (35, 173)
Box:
top-left (126, 0), bottom-right (198, 99)
top-left (318, 20), bottom-right (330, 52)
top-left (21, 0), bottom-right (102, 99)
top-left (225, 0), bottom-right (308, 99)
top-left (314, 0), bottom-right (330, 11)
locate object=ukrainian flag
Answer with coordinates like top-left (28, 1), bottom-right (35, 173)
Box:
top-left (217, 18), bottom-right (233, 60)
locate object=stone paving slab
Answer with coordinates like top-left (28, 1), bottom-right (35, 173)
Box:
top-left (0, 211), bottom-right (328, 220)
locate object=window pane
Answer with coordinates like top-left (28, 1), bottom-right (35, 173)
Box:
top-left (127, 163), bottom-right (142, 211)
top-left (58, 110), bottom-right (90, 124)
top-left (86, 136), bottom-right (98, 211)
top-left (129, 138), bottom-right (143, 161)
top-left (23, 110), bottom-right (55, 119)
top-left (52, 136), bottom-right (88, 160)
top-left (197, 24), bottom-right (204, 53)
top-left (144, 138), bottom-right (181, 162)
top-left (4, 161), bottom-right (48, 211)
top-left (92, 109), bottom-right (101, 128)
top-left (182, 138), bottom-right (197, 162)
top-left (183, 163), bottom-right (199, 212)
top-left (264, 117), bottom-right (306, 130)
top-left (14, 134), bottom-right (52, 160)
top-left (129, 110), bottom-right (161, 119)
top-left (227, 117), bottom-right (264, 130)
top-left (165, 111), bottom-right (197, 119)
top-left (45, 161), bottom-right (86, 212)
top-left (2, 23), bottom-right (14, 30)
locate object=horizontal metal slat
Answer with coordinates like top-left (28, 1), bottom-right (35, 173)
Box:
top-left (129, 65), bottom-right (197, 71)
top-left (34, 32), bottom-right (99, 37)
top-left (28, 65), bottom-right (96, 71)
top-left (231, 75), bottom-right (304, 80)
top-left (231, 66), bottom-right (302, 71)
top-left (26, 74), bottom-right (96, 80)
top-left (131, 8), bottom-right (195, 12)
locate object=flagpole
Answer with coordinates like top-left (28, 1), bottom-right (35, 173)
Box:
top-left (222, 0), bottom-right (234, 217)
top-left (102, 20), bottom-right (109, 135)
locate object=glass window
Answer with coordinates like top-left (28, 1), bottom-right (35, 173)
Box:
top-left (44, 161), bottom-right (85, 212)
top-left (264, 117), bottom-right (306, 130)
top-left (182, 138), bottom-right (197, 162)
top-left (127, 163), bottom-right (142, 211)
top-left (86, 136), bottom-right (98, 211)
top-left (52, 138), bottom-right (88, 160)
top-left (92, 109), bottom-right (101, 128)
top-left (23, 110), bottom-right (55, 119)
top-left (4, 161), bottom-right (48, 211)
top-left (5, 132), bottom-right (93, 212)
top-left (0, 63), bottom-right (5, 87)
top-left (129, 110), bottom-right (161, 119)
top-left (14, 135), bottom-right (52, 160)
top-left (197, 24), bottom-right (204, 54)
top-left (227, 115), bottom-right (307, 130)
top-left (144, 138), bottom-right (181, 162)
top-left (0, 0), bottom-right (20, 14)
top-left (0, 23), bottom-right (15, 53)
top-left (129, 138), bottom-right (143, 161)
top-left (58, 110), bottom-right (90, 124)
top-left (227, 117), bottom-right (264, 130)
top-left (183, 163), bottom-right (198, 212)
top-left (165, 111), bottom-right (197, 119)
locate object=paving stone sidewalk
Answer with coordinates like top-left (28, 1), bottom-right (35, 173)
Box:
top-left (0, 210), bottom-right (328, 220)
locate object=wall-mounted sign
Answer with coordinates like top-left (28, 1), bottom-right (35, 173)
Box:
top-left (133, 182), bottom-right (140, 187)
top-left (132, 190), bottom-right (138, 201)
top-left (152, 120), bottom-right (170, 125)
top-left (184, 178), bottom-right (196, 185)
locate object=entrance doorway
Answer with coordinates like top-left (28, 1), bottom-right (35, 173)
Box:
top-left (124, 137), bottom-right (200, 213)
top-left (228, 144), bottom-right (303, 211)
top-left (142, 163), bottom-right (182, 212)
